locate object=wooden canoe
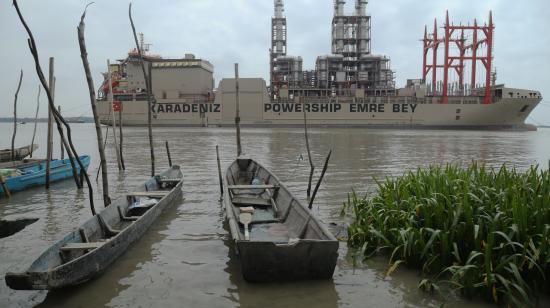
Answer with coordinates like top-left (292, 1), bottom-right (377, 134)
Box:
top-left (0, 144), bottom-right (38, 162)
top-left (4, 165), bottom-right (183, 290)
top-left (224, 158), bottom-right (338, 282)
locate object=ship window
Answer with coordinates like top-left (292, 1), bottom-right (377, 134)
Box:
top-left (520, 105), bottom-right (529, 113)
top-left (456, 108), bottom-right (461, 114)
top-left (162, 91), bottom-right (167, 99)
top-left (456, 116), bottom-right (461, 121)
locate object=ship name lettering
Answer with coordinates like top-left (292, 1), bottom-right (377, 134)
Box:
top-left (349, 103), bottom-right (385, 113)
top-left (392, 104), bottom-right (418, 113)
top-left (265, 103), bottom-right (342, 113)
top-left (153, 103), bottom-right (221, 113)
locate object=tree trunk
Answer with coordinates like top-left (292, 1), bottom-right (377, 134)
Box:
top-left (11, 70), bottom-right (23, 161)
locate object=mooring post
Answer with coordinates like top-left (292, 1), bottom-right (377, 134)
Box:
top-left (107, 59), bottom-right (123, 171)
top-left (165, 141), bottom-right (172, 167)
top-left (234, 63), bottom-right (242, 157)
top-left (30, 85), bottom-right (40, 158)
top-left (216, 145), bottom-right (223, 197)
top-left (118, 103), bottom-right (125, 170)
top-left (45, 58), bottom-right (54, 189)
top-left (11, 70), bottom-right (23, 162)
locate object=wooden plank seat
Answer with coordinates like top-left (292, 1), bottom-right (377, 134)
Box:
top-left (127, 191), bottom-right (170, 198)
top-left (117, 206), bottom-right (140, 222)
top-left (60, 242), bottom-right (104, 252)
top-left (157, 178), bottom-right (181, 183)
top-left (228, 185), bottom-right (277, 190)
top-left (232, 197), bottom-right (272, 207)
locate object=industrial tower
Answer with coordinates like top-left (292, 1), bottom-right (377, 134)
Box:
top-left (270, 0), bottom-right (395, 98)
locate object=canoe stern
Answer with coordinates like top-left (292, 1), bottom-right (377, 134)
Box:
top-left (236, 239), bottom-right (339, 282)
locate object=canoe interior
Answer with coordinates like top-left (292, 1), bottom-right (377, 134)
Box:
top-left (19, 166), bottom-right (182, 275)
top-left (0, 144), bottom-right (38, 162)
top-left (225, 158), bottom-right (337, 243)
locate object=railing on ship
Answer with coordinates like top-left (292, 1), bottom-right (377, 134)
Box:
top-left (271, 95), bottom-right (501, 105)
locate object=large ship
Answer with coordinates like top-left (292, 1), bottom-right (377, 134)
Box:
top-left (97, 0), bottom-right (542, 129)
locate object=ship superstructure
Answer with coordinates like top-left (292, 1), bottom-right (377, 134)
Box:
top-left (270, 0), bottom-right (394, 98)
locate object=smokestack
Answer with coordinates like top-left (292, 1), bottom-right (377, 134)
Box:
top-left (334, 0), bottom-right (345, 16)
top-left (274, 0), bottom-right (284, 18)
top-left (355, 0), bottom-right (367, 16)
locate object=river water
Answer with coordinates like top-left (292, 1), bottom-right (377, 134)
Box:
top-left (1, 122), bottom-right (549, 307)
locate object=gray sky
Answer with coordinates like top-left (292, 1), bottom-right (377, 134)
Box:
top-left (1, 0), bottom-right (549, 124)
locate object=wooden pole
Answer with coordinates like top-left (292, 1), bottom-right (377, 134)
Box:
top-left (308, 150), bottom-right (332, 210)
top-left (303, 99), bottom-right (315, 198)
top-left (13, 0), bottom-right (93, 213)
top-left (58, 105), bottom-right (65, 160)
top-left (165, 141), bottom-right (172, 167)
top-left (30, 84), bottom-right (40, 158)
top-left (107, 59), bottom-right (123, 171)
top-left (234, 63), bottom-right (242, 157)
top-left (216, 145), bottom-right (223, 197)
top-left (129, 3), bottom-right (155, 177)
top-left (45, 59), bottom-right (54, 189)
top-left (118, 103), bottom-right (125, 170)
top-left (96, 122), bottom-right (110, 182)
top-left (11, 70), bottom-right (23, 161)
top-left (78, 6), bottom-right (110, 208)
top-left (0, 175), bottom-right (11, 199)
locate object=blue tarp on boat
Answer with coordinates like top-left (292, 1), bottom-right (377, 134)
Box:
top-left (0, 155), bottom-right (90, 196)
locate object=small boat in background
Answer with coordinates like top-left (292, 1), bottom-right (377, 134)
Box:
top-left (0, 155), bottom-right (90, 197)
top-left (5, 165), bottom-right (183, 289)
top-left (224, 158), bottom-right (338, 282)
top-left (0, 144), bottom-right (39, 163)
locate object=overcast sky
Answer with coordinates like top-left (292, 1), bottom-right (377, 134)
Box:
top-left (1, 0), bottom-right (548, 124)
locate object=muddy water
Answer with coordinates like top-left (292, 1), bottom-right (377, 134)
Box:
top-left (1, 123), bottom-right (549, 307)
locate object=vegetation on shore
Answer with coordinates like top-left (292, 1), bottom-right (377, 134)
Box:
top-left (343, 162), bottom-right (550, 306)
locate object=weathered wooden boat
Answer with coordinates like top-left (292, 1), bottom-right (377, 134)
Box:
top-left (224, 158), bottom-right (338, 282)
top-left (0, 156), bottom-right (90, 197)
top-left (0, 144), bottom-right (38, 162)
top-left (4, 165), bottom-right (183, 290)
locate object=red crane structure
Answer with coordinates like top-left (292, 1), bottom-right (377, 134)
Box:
top-left (422, 11), bottom-right (494, 104)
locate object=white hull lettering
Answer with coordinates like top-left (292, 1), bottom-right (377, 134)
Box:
top-left (153, 103), bottom-right (221, 113)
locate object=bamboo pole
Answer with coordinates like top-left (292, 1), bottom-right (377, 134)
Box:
top-left (303, 98), bottom-right (315, 198)
top-left (11, 70), bottom-right (23, 161)
top-left (45, 59), bottom-right (54, 189)
top-left (58, 105), bottom-right (65, 160)
top-left (129, 3), bottom-right (155, 177)
top-left (234, 63), bottom-right (242, 157)
top-left (165, 141), bottom-right (172, 167)
top-left (78, 6), bottom-right (110, 208)
top-left (216, 145), bottom-right (223, 197)
top-left (118, 103), bottom-right (125, 170)
top-left (107, 59), bottom-right (123, 171)
top-left (30, 84), bottom-right (40, 158)
top-left (96, 110), bottom-right (111, 182)
top-left (13, 0), bottom-right (93, 213)
top-left (308, 150), bottom-right (332, 210)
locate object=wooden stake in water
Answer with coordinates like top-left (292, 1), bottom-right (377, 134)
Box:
top-left (234, 63), bottom-right (242, 157)
top-left (165, 141), bottom-right (172, 167)
top-left (45, 59), bottom-right (54, 189)
top-left (30, 85), bottom-right (40, 158)
top-left (78, 6), bottom-right (108, 209)
top-left (216, 145), bottom-right (223, 197)
top-left (118, 103), bottom-right (125, 170)
top-left (107, 59), bottom-right (123, 171)
top-left (11, 70), bottom-right (23, 162)
top-left (129, 3), bottom-right (155, 177)
top-left (303, 98), bottom-right (315, 198)
top-left (58, 105), bottom-right (65, 160)
top-left (308, 150), bottom-right (332, 210)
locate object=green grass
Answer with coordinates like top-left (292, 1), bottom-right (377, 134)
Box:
top-left (343, 162), bottom-right (550, 307)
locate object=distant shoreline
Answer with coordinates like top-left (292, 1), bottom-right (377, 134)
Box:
top-left (0, 117), bottom-right (94, 123)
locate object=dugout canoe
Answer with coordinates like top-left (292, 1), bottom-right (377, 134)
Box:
top-left (5, 165), bottom-right (183, 290)
top-left (0, 144), bottom-right (38, 162)
top-left (224, 158), bottom-right (338, 282)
